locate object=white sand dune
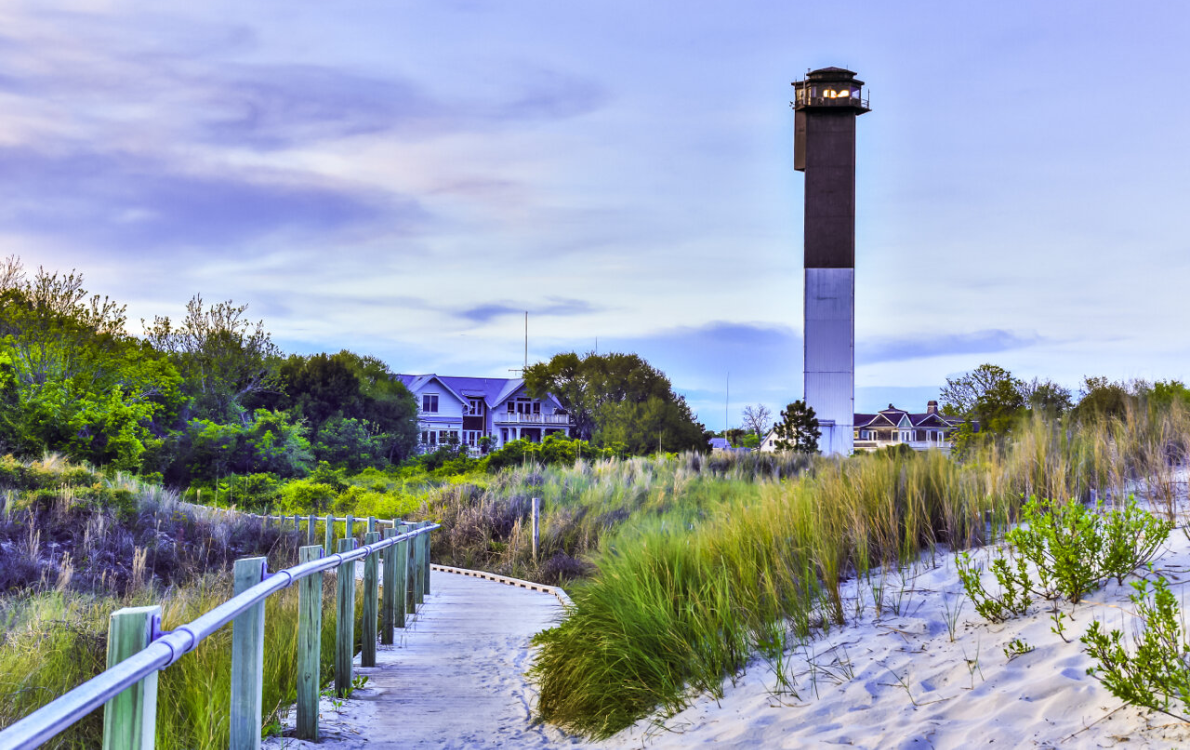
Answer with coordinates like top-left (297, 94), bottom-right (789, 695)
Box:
top-left (602, 497), bottom-right (1190, 749)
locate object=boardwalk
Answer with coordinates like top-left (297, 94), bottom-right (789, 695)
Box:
top-left (265, 569), bottom-right (585, 749)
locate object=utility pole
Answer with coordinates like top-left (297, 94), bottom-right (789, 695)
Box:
top-left (725, 372), bottom-right (730, 434)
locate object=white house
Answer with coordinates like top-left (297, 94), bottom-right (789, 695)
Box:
top-left (394, 374), bottom-right (571, 452)
top-left (759, 401), bottom-right (970, 454)
top-left (853, 401), bottom-right (968, 452)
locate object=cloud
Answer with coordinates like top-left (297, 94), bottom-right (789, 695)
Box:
top-left (457, 297), bottom-right (600, 324)
top-left (858, 329), bottom-right (1041, 366)
top-left (0, 146), bottom-right (424, 251)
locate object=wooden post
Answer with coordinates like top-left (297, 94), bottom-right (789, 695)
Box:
top-left (307, 513), bottom-right (317, 546)
top-left (532, 497), bottom-right (541, 562)
top-left (362, 531), bottom-right (380, 667)
top-left (335, 538), bottom-right (356, 697)
top-left (324, 513), bottom-right (334, 553)
top-left (367, 516), bottom-right (377, 534)
top-left (412, 524), bottom-right (425, 606)
top-left (381, 528), bottom-right (398, 643)
top-left (296, 546), bottom-right (323, 741)
top-left (230, 557), bottom-right (267, 750)
top-left (423, 522), bottom-right (432, 597)
top-left (404, 524), bottom-right (416, 615)
top-left (395, 524), bottom-right (410, 627)
top-left (346, 514), bottom-right (354, 542)
top-left (102, 606), bottom-right (159, 750)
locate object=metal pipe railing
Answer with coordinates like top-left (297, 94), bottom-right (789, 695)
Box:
top-left (0, 522), bottom-right (438, 749)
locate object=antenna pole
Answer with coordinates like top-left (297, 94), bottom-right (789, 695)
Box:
top-left (726, 372), bottom-right (730, 434)
top-left (524, 311), bottom-right (528, 370)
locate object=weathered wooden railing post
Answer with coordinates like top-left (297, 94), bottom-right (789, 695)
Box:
top-left (307, 513), bottom-right (316, 546)
top-left (381, 527), bottom-right (399, 643)
top-left (230, 556), bottom-right (267, 750)
top-left (412, 523), bottom-right (425, 606)
top-left (102, 605), bottom-right (160, 750)
top-left (362, 531), bottom-right (380, 667)
top-left (345, 514), bottom-right (354, 542)
top-left (367, 516), bottom-right (376, 534)
top-left (423, 522), bottom-right (432, 596)
top-left (324, 513), bottom-right (334, 553)
top-left (335, 538), bottom-right (356, 697)
top-left (404, 523), bottom-right (417, 614)
top-left (296, 545), bottom-right (323, 741)
top-left (532, 497), bottom-right (541, 562)
top-left (396, 523), bottom-right (411, 626)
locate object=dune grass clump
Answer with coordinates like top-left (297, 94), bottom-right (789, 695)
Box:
top-left (531, 450), bottom-right (1000, 738)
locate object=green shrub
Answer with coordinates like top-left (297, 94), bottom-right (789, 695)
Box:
top-left (1008, 497), bottom-right (1104, 602)
top-left (1006, 497), bottom-right (1171, 604)
top-left (1083, 576), bottom-right (1190, 720)
top-left (956, 551), bottom-right (1033, 623)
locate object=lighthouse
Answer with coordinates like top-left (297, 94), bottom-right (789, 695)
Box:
top-left (792, 67), bottom-right (869, 455)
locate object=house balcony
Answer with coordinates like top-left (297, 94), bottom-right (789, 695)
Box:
top-left (854, 438), bottom-right (951, 452)
top-left (494, 412), bottom-right (571, 426)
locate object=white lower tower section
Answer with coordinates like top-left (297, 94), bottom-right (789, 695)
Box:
top-left (804, 268), bottom-right (854, 455)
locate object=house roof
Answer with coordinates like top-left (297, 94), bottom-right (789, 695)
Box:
top-left (852, 403), bottom-right (975, 430)
top-left (394, 374), bottom-right (560, 410)
top-left (709, 437), bottom-right (732, 450)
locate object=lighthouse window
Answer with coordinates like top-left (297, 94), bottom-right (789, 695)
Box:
top-left (838, 89), bottom-right (850, 98)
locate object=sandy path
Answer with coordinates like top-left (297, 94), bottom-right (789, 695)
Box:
top-left (264, 569), bottom-right (587, 749)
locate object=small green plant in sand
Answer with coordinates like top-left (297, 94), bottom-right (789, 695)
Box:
top-left (1083, 576), bottom-right (1190, 721)
top-left (955, 552), bottom-right (1032, 623)
top-left (1002, 637), bottom-right (1034, 662)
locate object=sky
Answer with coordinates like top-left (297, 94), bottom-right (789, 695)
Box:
top-left (2, 1), bottom-right (1189, 430)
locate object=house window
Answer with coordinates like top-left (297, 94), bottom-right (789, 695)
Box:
top-left (532, 402), bottom-right (540, 414)
top-left (422, 394), bottom-right (439, 413)
top-left (421, 430), bottom-right (438, 446)
top-left (507, 401), bottom-right (515, 413)
top-left (467, 398), bottom-right (482, 416)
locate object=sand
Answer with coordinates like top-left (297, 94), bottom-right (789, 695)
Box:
top-left (600, 497), bottom-right (1190, 749)
top-left (265, 495), bottom-right (1190, 749)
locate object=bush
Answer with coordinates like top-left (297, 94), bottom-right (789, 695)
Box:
top-left (956, 551), bottom-right (1033, 623)
top-left (1083, 577), bottom-right (1190, 720)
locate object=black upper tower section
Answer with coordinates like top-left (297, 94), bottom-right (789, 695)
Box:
top-left (792, 67), bottom-right (869, 269)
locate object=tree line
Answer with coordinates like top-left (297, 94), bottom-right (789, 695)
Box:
top-left (0, 257), bottom-right (715, 487)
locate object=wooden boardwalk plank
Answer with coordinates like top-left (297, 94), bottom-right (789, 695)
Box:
top-left (265, 569), bottom-right (583, 750)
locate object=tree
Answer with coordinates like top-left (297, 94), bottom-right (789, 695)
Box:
top-left (941, 363), bottom-right (1026, 435)
top-left (772, 400), bottom-right (820, 453)
top-left (1021, 377), bottom-right (1073, 417)
top-left (524, 351), bottom-right (708, 453)
top-left (742, 404), bottom-right (772, 437)
top-left (940, 364), bottom-right (1022, 417)
top-left (0, 258), bottom-right (181, 463)
top-left (1073, 376), bottom-right (1131, 422)
top-left (143, 294), bottom-right (281, 422)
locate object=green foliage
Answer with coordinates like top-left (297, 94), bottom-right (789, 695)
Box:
top-left (254, 350), bottom-right (418, 464)
top-left (771, 400), bottom-right (820, 453)
top-left (1083, 577), bottom-right (1190, 720)
top-left (1023, 377), bottom-right (1073, 417)
top-left (485, 434), bottom-right (621, 472)
top-left (955, 551), bottom-right (1033, 623)
top-left (142, 294), bottom-right (281, 423)
top-left (1073, 376), bottom-right (1132, 423)
top-left (1003, 637), bottom-right (1034, 662)
top-left (524, 351), bottom-right (709, 453)
top-left (1007, 497), bottom-right (1170, 603)
top-left (1008, 497), bottom-right (1103, 603)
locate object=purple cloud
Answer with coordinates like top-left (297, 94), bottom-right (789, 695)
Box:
top-left (0, 146), bottom-right (423, 251)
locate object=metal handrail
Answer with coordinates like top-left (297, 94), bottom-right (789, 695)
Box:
top-left (0, 523), bottom-right (439, 749)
